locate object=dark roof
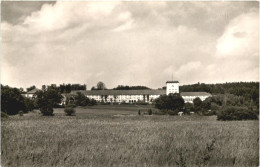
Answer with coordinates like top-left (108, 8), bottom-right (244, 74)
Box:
top-left (26, 88), bottom-right (41, 94)
top-left (70, 90), bottom-right (211, 97)
top-left (166, 81), bottom-right (179, 83)
top-left (71, 89), bottom-right (166, 96)
top-left (180, 92), bottom-right (211, 96)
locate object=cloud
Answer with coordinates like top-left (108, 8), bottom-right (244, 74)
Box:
top-left (1, 2), bottom-right (258, 89)
top-left (216, 11), bottom-right (258, 58)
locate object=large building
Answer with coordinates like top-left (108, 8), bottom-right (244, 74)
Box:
top-left (70, 81), bottom-right (211, 104)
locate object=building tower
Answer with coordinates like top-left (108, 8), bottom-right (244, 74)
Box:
top-left (166, 81), bottom-right (179, 95)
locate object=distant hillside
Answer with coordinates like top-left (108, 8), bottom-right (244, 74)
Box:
top-left (179, 82), bottom-right (259, 103)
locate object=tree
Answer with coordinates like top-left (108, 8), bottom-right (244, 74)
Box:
top-left (97, 81), bottom-right (106, 90)
top-left (179, 81), bottom-right (259, 110)
top-left (184, 102), bottom-right (194, 114)
top-left (1, 85), bottom-right (26, 115)
top-left (193, 97), bottom-right (202, 108)
top-left (193, 97), bottom-right (202, 113)
top-left (74, 92), bottom-right (89, 106)
top-left (155, 93), bottom-right (184, 114)
top-left (24, 98), bottom-right (35, 112)
top-left (36, 88), bottom-right (62, 116)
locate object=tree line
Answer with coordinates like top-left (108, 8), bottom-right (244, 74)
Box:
top-left (154, 92), bottom-right (258, 120)
top-left (91, 82), bottom-right (151, 90)
top-left (113, 85), bottom-right (151, 90)
top-left (23, 83), bottom-right (87, 94)
top-left (1, 84), bottom-right (96, 116)
top-left (179, 82), bottom-right (258, 99)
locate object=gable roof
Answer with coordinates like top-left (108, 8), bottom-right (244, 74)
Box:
top-left (180, 92), bottom-right (211, 96)
top-left (26, 88), bottom-right (41, 94)
top-left (71, 89), bottom-right (166, 96)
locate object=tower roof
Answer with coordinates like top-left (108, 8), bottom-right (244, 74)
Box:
top-left (166, 81), bottom-right (179, 83)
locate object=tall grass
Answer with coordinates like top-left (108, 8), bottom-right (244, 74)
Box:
top-left (1, 108), bottom-right (259, 167)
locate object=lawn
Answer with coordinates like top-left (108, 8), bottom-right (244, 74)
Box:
top-left (1, 105), bottom-right (259, 167)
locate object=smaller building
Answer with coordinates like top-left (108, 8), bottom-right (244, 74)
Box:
top-left (22, 88), bottom-right (41, 99)
top-left (180, 92), bottom-right (212, 103)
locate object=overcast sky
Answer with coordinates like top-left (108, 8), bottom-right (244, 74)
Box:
top-left (1, 1), bottom-right (259, 89)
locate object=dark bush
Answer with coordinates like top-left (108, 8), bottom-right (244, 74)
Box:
top-left (155, 93), bottom-right (184, 111)
top-left (19, 111), bottom-right (24, 116)
top-left (64, 107), bottom-right (76, 116)
top-left (148, 109), bottom-right (152, 115)
top-left (75, 92), bottom-right (97, 106)
top-left (1, 85), bottom-right (26, 115)
top-left (89, 99), bottom-right (97, 106)
top-left (40, 105), bottom-right (54, 116)
top-left (217, 106), bottom-right (258, 121)
top-left (24, 98), bottom-right (35, 112)
top-left (184, 102), bottom-right (193, 114)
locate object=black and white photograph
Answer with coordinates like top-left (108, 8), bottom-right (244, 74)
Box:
top-left (1, 1), bottom-right (259, 166)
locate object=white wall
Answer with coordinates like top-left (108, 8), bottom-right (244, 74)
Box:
top-left (182, 96), bottom-right (210, 103)
top-left (166, 82), bottom-right (179, 95)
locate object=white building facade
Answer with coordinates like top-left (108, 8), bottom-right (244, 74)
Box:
top-left (71, 89), bottom-right (165, 103)
top-left (70, 81), bottom-right (211, 104)
top-left (166, 81), bottom-right (179, 95)
top-left (180, 92), bottom-right (212, 103)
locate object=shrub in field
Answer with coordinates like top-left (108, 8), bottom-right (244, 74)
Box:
top-left (40, 105), bottom-right (54, 116)
top-left (217, 106), bottom-right (258, 121)
top-left (18, 111), bottom-right (24, 116)
top-left (148, 109), bottom-right (152, 115)
top-left (64, 107), bottom-right (76, 116)
top-left (138, 110), bottom-right (141, 115)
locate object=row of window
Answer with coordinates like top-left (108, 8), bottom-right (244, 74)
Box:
top-left (87, 95), bottom-right (159, 98)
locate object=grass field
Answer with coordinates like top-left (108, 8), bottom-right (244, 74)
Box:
top-left (1, 105), bottom-right (259, 167)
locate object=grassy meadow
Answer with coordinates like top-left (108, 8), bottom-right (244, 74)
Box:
top-left (1, 105), bottom-right (259, 167)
